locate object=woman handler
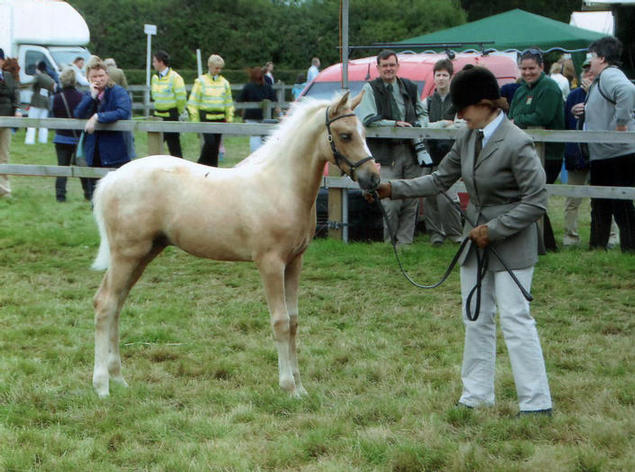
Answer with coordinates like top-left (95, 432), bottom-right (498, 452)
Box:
top-left (369, 66), bottom-right (553, 415)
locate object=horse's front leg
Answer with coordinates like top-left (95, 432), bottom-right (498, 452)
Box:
top-left (285, 254), bottom-right (307, 397)
top-left (257, 254), bottom-right (297, 395)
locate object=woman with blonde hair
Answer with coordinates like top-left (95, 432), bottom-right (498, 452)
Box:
top-left (187, 54), bottom-right (234, 166)
top-left (74, 56), bottom-right (132, 199)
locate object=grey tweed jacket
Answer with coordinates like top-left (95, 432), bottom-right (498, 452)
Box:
top-left (390, 116), bottom-right (547, 270)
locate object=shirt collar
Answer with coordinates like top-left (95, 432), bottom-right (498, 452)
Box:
top-left (159, 67), bottom-right (170, 78)
top-left (481, 110), bottom-right (504, 147)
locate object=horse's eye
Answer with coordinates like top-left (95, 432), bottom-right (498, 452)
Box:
top-left (340, 134), bottom-right (352, 141)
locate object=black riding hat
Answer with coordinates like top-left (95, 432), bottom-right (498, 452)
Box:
top-left (450, 66), bottom-right (502, 112)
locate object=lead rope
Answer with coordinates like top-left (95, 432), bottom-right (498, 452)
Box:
top-left (372, 191), bottom-right (533, 322)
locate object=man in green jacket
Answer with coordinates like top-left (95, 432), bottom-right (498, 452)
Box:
top-left (509, 49), bottom-right (565, 252)
top-left (0, 48), bottom-right (22, 198)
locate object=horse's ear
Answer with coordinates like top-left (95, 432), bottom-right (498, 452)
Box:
top-left (331, 90), bottom-right (351, 117)
top-left (351, 89), bottom-right (365, 110)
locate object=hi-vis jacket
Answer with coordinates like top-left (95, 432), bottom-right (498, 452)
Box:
top-left (151, 68), bottom-right (186, 117)
top-left (187, 74), bottom-right (234, 122)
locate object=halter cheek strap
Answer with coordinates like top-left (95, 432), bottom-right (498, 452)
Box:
top-left (325, 107), bottom-right (374, 182)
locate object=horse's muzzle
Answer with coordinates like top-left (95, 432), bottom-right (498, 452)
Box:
top-left (357, 169), bottom-right (381, 192)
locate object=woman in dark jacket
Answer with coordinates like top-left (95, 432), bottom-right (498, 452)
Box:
top-left (236, 66), bottom-right (278, 152)
top-left (74, 56), bottom-right (132, 199)
top-left (52, 67), bottom-right (88, 201)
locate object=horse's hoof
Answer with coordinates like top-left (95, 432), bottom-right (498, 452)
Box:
top-left (291, 385), bottom-right (308, 398)
top-left (111, 376), bottom-right (129, 388)
top-left (279, 376), bottom-right (296, 393)
top-left (93, 375), bottom-right (109, 398)
top-left (95, 386), bottom-right (110, 398)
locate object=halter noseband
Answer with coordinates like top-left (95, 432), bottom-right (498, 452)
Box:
top-left (325, 107), bottom-right (374, 182)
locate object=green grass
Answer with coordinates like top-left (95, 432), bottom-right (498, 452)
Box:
top-left (1, 129), bottom-right (634, 471)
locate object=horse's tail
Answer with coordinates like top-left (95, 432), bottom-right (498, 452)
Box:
top-left (91, 176), bottom-right (111, 271)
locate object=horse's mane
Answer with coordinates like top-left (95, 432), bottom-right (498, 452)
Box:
top-left (235, 97), bottom-right (330, 167)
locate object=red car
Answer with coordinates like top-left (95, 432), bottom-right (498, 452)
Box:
top-left (301, 51), bottom-right (519, 101)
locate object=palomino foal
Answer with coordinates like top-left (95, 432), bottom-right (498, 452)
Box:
top-left (90, 91), bottom-right (379, 398)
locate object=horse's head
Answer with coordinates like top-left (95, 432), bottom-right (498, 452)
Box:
top-left (325, 91), bottom-right (380, 191)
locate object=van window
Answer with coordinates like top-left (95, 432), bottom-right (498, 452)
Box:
top-left (24, 51), bottom-right (54, 76)
top-left (303, 80), bottom-right (426, 101)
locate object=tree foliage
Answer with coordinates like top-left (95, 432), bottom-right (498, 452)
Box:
top-left (66, 0), bottom-right (465, 71)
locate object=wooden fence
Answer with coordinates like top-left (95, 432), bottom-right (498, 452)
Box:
top-left (1, 116), bottom-right (634, 241)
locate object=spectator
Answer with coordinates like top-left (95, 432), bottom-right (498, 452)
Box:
top-left (104, 58), bottom-right (128, 89)
top-left (420, 58), bottom-right (462, 246)
top-left (52, 67), bottom-right (91, 202)
top-left (583, 36), bottom-right (635, 252)
top-left (74, 56), bottom-right (132, 200)
top-left (564, 60), bottom-right (620, 248)
top-left (356, 49), bottom-right (426, 246)
top-left (263, 61), bottom-right (274, 85)
top-left (369, 66), bottom-right (552, 415)
top-left (105, 57), bottom-right (135, 159)
top-left (25, 61), bottom-right (55, 145)
top-left (563, 59), bottom-right (592, 246)
top-left (151, 50), bottom-right (186, 157)
top-left (291, 73), bottom-right (306, 100)
top-left (236, 66), bottom-right (278, 153)
top-left (562, 59), bottom-right (577, 89)
top-left (187, 54), bottom-right (234, 167)
top-left (549, 61), bottom-right (570, 101)
top-left (69, 56), bottom-right (89, 87)
top-left (509, 48), bottom-right (565, 252)
top-left (0, 48), bottom-right (22, 199)
top-left (307, 57), bottom-right (320, 82)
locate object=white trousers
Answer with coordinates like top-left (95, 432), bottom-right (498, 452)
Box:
top-left (459, 257), bottom-right (552, 411)
top-left (25, 106), bottom-right (49, 144)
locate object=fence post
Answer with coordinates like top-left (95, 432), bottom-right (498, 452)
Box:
top-left (147, 116), bottom-right (164, 155)
top-left (327, 163), bottom-right (343, 241)
top-left (261, 99), bottom-right (273, 120)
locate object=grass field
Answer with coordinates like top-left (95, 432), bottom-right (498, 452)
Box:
top-left (1, 129), bottom-right (634, 471)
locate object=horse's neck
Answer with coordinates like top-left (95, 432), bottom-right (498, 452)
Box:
top-left (269, 110), bottom-right (329, 206)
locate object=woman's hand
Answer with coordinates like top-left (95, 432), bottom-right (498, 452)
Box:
top-left (84, 113), bottom-right (98, 134)
top-left (469, 225), bottom-right (490, 248)
top-left (571, 103), bottom-right (585, 119)
top-left (363, 182), bottom-right (391, 203)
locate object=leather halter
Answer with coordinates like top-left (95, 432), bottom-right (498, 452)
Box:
top-left (325, 107), bottom-right (374, 182)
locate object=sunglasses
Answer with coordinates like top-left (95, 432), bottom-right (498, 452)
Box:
top-left (521, 48), bottom-right (543, 59)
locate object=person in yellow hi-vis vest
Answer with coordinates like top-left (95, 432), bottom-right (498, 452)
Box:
top-left (187, 54), bottom-right (234, 167)
top-left (151, 50), bottom-right (187, 157)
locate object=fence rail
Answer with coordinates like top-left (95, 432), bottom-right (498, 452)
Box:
top-left (2, 117), bottom-right (635, 144)
top-left (2, 116), bottom-right (633, 241)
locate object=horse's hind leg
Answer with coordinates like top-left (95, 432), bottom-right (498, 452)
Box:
top-left (93, 243), bottom-right (165, 397)
top-left (257, 254), bottom-right (296, 395)
top-left (285, 254), bottom-right (307, 397)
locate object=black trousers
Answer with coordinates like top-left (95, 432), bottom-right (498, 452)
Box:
top-left (543, 158), bottom-right (563, 251)
top-left (55, 142), bottom-right (91, 200)
top-left (84, 144), bottom-right (128, 201)
top-left (157, 108), bottom-right (182, 157)
top-left (589, 154), bottom-right (635, 252)
top-left (198, 113), bottom-right (223, 167)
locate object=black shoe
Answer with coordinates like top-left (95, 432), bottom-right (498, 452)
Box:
top-left (455, 402), bottom-right (473, 409)
top-left (56, 196), bottom-right (66, 202)
top-left (516, 408), bottom-right (552, 417)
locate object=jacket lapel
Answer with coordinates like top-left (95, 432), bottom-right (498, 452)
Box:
top-left (474, 115), bottom-right (510, 169)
